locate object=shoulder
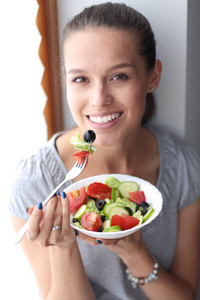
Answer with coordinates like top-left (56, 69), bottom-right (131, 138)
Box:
top-left (8, 133), bottom-right (66, 220)
top-left (149, 125), bottom-right (200, 209)
top-left (14, 136), bottom-right (63, 181)
top-left (151, 125), bottom-right (200, 172)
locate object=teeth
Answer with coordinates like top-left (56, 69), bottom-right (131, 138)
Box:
top-left (89, 113), bottom-right (120, 124)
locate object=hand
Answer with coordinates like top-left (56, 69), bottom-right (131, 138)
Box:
top-left (76, 228), bottom-right (145, 266)
top-left (26, 192), bottom-right (76, 247)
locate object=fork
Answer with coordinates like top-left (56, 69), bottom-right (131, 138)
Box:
top-left (14, 158), bottom-right (88, 245)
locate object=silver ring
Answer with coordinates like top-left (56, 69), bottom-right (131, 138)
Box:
top-left (52, 225), bottom-right (61, 231)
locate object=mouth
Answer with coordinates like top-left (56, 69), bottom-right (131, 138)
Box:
top-left (87, 112), bottom-right (122, 124)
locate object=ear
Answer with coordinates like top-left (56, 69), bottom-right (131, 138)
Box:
top-left (148, 59), bottom-right (162, 93)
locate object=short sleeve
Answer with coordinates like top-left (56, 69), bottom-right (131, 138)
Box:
top-left (176, 142), bottom-right (200, 210)
top-left (8, 146), bottom-right (66, 220)
top-left (149, 125), bottom-right (200, 212)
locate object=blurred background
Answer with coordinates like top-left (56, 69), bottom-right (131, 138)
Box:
top-left (0, 0), bottom-right (199, 299)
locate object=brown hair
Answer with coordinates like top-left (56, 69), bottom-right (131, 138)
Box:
top-left (63, 2), bottom-right (157, 123)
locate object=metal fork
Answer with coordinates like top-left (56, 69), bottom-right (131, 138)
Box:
top-left (14, 158), bottom-right (88, 245)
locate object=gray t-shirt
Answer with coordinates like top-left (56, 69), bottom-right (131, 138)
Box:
top-left (9, 126), bottom-right (200, 300)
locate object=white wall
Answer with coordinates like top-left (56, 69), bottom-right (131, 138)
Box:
top-left (57, 0), bottom-right (200, 155)
top-left (1, 1), bottom-right (46, 299)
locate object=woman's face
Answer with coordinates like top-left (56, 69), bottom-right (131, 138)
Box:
top-left (64, 28), bottom-right (153, 146)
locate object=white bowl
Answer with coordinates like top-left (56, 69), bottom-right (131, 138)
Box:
top-left (64, 174), bottom-right (163, 239)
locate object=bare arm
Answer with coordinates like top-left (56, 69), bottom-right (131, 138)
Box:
top-left (11, 194), bottom-right (96, 300)
top-left (77, 199), bottom-right (200, 300)
top-left (96, 198), bottom-right (200, 300)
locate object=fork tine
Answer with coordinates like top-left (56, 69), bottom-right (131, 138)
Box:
top-left (77, 158), bottom-right (87, 168)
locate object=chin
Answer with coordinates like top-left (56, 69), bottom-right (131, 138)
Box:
top-left (94, 133), bottom-right (120, 148)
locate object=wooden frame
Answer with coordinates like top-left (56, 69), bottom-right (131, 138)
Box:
top-left (36, 0), bottom-right (63, 139)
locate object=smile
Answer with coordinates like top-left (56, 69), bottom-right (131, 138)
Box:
top-left (88, 113), bottom-right (121, 124)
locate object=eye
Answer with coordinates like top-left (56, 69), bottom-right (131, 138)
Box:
top-left (72, 76), bottom-right (89, 83)
top-left (111, 73), bottom-right (129, 81)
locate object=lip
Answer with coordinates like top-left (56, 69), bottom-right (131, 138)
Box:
top-left (86, 111), bottom-right (123, 129)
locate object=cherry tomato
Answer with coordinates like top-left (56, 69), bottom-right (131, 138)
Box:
top-left (67, 187), bottom-right (86, 213)
top-left (73, 151), bottom-right (89, 165)
top-left (86, 182), bottom-right (112, 200)
top-left (81, 212), bottom-right (103, 231)
top-left (111, 214), bottom-right (139, 230)
top-left (129, 191), bottom-right (146, 205)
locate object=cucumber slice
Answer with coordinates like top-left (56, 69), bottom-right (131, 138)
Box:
top-left (102, 219), bottom-right (111, 230)
top-left (138, 216), bottom-right (143, 225)
top-left (108, 206), bottom-right (130, 220)
top-left (73, 204), bottom-right (87, 220)
top-left (119, 181), bottom-right (139, 198)
top-left (111, 188), bottom-right (120, 201)
top-left (143, 208), bottom-right (154, 223)
top-left (103, 225), bottom-right (121, 232)
top-left (103, 202), bottom-right (124, 217)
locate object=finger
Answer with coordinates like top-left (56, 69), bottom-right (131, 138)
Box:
top-left (52, 195), bottom-right (62, 227)
top-left (27, 205), bottom-right (45, 220)
top-left (77, 231), bottom-right (100, 246)
top-left (27, 202), bottom-right (43, 241)
top-left (27, 206), bottom-right (35, 216)
top-left (60, 191), bottom-right (71, 235)
top-left (39, 196), bottom-right (58, 240)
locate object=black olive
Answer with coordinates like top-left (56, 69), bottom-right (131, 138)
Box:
top-left (72, 218), bottom-right (80, 224)
top-left (97, 225), bottom-right (104, 232)
top-left (100, 215), bottom-right (106, 222)
top-left (96, 199), bottom-right (106, 211)
top-left (136, 202), bottom-right (148, 215)
top-left (83, 130), bottom-right (96, 143)
top-left (125, 207), bottom-right (132, 216)
top-left (138, 201), bottom-right (150, 208)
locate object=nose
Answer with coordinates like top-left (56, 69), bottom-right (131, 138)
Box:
top-left (89, 82), bottom-right (113, 107)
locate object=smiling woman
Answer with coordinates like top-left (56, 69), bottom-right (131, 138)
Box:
top-left (7, 2), bottom-right (200, 300)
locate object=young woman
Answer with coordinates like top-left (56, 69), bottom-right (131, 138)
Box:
top-left (9, 3), bottom-right (200, 300)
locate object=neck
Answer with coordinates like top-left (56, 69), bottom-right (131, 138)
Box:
top-left (57, 125), bottom-right (159, 185)
top-left (87, 127), bottom-right (144, 175)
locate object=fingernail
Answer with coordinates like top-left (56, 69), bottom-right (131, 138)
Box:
top-left (96, 239), bottom-right (102, 244)
top-left (74, 229), bottom-right (79, 236)
top-left (62, 191), bottom-right (66, 199)
top-left (56, 191), bottom-right (60, 196)
top-left (37, 202), bottom-right (42, 210)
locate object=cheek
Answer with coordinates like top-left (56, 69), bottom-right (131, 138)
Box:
top-left (67, 87), bottom-right (79, 110)
top-left (66, 89), bottom-right (80, 123)
top-left (122, 87), bottom-right (147, 112)
top-left (66, 88), bottom-right (87, 127)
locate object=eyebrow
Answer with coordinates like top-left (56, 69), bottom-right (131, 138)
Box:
top-left (107, 63), bottom-right (134, 72)
top-left (67, 63), bottom-right (134, 75)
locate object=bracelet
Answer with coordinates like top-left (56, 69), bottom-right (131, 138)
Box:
top-left (126, 259), bottom-right (159, 289)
